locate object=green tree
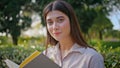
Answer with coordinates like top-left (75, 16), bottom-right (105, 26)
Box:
top-left (0, 0), bottom-right (31, 45)
top-left (66, 0), bottom-right (106, 39)
top-left (90, 13), bottom-right (113, 40)
top-left (0, 0), bottom-right (119, 45)
top-left (67, 0), bottom-right (117, 40)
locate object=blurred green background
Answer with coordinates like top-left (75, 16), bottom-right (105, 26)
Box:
top-left (0, 0), bottom-right (120, 68)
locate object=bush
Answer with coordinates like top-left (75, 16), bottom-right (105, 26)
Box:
top-left (89, 40), bottom-right (120, 68)
top-left (0, 45), bottom-right (45, 68)
top-left (0, 36), bottom-right (12, 45)
top-left (101, 41), bottom-right (120, 49)
top-left (0, 38), bottom-right (120, 68)
top-left (105, 52), bottom-right (120, 68)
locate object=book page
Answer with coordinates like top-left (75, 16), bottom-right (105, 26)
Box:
top-left (4, 59), bottom-right (19, 68)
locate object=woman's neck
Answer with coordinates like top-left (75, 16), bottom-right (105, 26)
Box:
top-left (59, 37), bottom-right (74, 59)
top-left (59, 37), bottom-right (74, 52)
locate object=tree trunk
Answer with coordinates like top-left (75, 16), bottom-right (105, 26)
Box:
top-left (12, 36), bottom-right (18, 45)
top-left (99, 30), bottom-right (103, 40)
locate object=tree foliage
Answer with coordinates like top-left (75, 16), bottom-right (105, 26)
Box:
top-left (67, 0), bottom-right (114, 40)
top-left (0, 0), bottom-right (32, 45)
top-left (90, 13), bottom-right (113, 40)
top-left (0, 0), bottom-right (119, 45)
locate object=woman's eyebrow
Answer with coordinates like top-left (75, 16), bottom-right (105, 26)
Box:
top-left (46, 16), bottom-right (64, 21)
top-left (56, 16), bottom-right (64, 19)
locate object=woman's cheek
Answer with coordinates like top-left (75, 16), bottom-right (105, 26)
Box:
top-left (47, 26), bottom-right (53, 35)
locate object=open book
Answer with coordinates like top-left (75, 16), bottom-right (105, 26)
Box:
top-left (4, 51), bottom-right (61, 68)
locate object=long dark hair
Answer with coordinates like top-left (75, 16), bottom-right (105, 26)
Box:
top-left (43, 0), bottom-right (90, 49)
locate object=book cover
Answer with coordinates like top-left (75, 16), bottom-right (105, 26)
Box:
top-left (5, 51), bottom-right (61, 68)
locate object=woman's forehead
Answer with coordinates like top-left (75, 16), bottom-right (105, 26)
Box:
top-left (46, 10), bottom-right (67, 20)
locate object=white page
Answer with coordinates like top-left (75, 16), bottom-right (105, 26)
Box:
top-left (4, 59), bottom-right (19, 68)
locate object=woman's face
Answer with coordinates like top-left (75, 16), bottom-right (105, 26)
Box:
top-left (46, 10), bottom-right (71, 42)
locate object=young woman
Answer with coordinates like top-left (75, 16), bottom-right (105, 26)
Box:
top-left (43, 0), bottom-right (104, 68)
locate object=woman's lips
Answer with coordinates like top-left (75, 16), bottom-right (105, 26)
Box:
top-left (53, 32), bottom-right (61, 35)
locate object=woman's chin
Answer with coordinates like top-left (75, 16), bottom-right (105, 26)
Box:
top-left (54, 37), bottom-right (61, 42)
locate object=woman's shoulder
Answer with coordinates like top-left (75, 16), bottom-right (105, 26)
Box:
top-left (84, 47), bottom-right (104, 68)
top-left (84, 47), bottom-right (103, 59)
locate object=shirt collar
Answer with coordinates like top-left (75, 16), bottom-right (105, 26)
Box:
top-left (54, 43), bottom-right (86, 54)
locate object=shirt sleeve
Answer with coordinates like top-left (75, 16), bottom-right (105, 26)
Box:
top-left (89, 53), bottom-right (104, 68)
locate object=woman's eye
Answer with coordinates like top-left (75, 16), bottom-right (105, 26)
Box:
top-left (58, 18), bottom-right (64, 23)
top-left (47, 21), bottom-right (53, 25)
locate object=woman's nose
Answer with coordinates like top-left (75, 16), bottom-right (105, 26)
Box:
top-left (53, 22), bottom-right (58, 30)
